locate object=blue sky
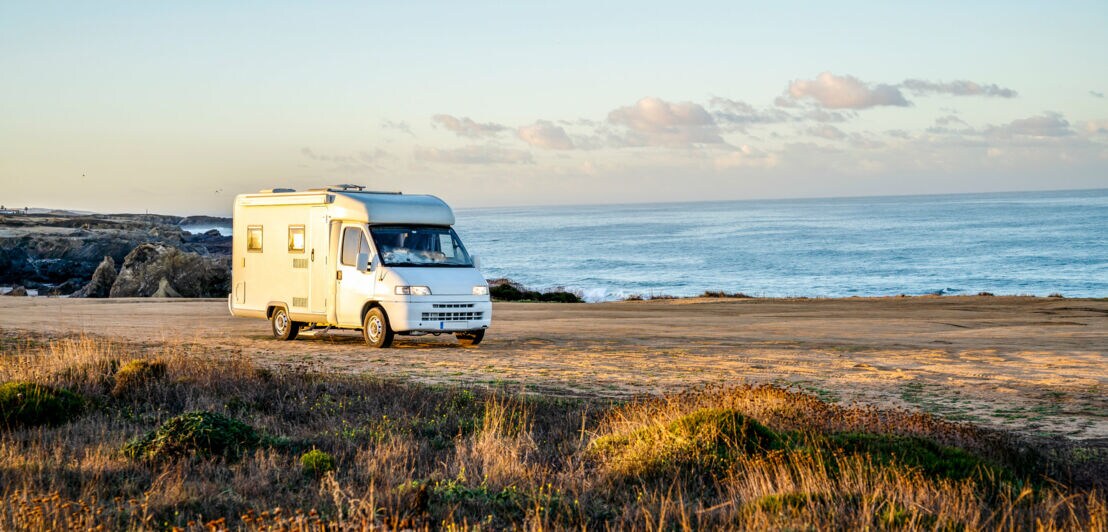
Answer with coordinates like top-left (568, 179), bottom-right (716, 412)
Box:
top-left (1, 1), bottom-right (1106, 214)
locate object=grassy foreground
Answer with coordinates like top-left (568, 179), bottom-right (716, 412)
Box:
top-left (0, 334), bottom-right (1104, 530)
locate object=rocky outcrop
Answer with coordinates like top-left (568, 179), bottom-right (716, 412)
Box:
top-left (185, 229), bottom-right (231, 256)
top-left (4, 286), bottom-right (28, 296)
top-left (0, 212), bottom-right (231, 295)
top-left (47, 278), bottom-right (85, 296)
top-left (70, 257), bottom-right (118, 298)
top-left (109, 244), bottom-right (230, 298)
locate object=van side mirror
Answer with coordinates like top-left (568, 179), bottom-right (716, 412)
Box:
top-left (471, 254), bottom-right (481, 270)
top-left (356, 252), bottom-right (369, 272)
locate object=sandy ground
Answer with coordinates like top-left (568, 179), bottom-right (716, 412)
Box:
top-left (1, 296), bottom-right (1105, 439)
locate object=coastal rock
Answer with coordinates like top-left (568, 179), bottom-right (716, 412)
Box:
top-left (47, 278), bottom-right (85, 296)
top-left (70, 257), bottom-right (118, 298)
top-left (184, 228), bottom-right (231, 255)
top-left (5, 286), bottom-right (28, 296)
top-left (151, 277), bottom-right (183, 298)
top-left (0, 212), bottom-right (231, 293)
top-left (487, 278), bottom-right (526, 292)
top-left (109, 244), bottom-right (230, 298)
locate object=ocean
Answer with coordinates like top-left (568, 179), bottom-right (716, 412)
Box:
top-left (452, 189), bottom-right (1108, 301)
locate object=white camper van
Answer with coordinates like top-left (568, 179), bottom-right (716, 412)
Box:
top-left (228, 185), bottom-right (491, 348)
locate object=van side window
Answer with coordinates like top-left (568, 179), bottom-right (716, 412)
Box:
top-left (438, 233), bottom-right (457, 258)
top-left (288, 225), bottom-right (305, 253)
top-left (341, 228), bottom-right (359, 265)
top-left (342, 228), bottom-right (373, 266)
top-left (247, 226), bottom-right (263, 252)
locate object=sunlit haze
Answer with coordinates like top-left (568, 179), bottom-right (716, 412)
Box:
top-left (2, 1), bottom-right (1107, 215)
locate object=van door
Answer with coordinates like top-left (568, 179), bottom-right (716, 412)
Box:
top-left (335, 224), bottom-right (376, 327)
top-left (308, 207), bottom-right (329, 314)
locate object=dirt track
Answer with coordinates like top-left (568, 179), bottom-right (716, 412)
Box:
top-left (1, 296), bottom-right (1105, 438)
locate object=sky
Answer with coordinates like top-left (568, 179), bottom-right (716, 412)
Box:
top-left (1, 1), bottom-right (1107, 215)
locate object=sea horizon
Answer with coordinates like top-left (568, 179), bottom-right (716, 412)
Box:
top-left (456, 187), bottom-right (1108, 301)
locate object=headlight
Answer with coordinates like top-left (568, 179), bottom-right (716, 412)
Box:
top-left (472, 285), bottom-right (489, 296)
top-left (395, 286), bottom-right (432, 296)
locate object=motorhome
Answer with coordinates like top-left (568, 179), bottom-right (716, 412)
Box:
top-left (228, 185), bottom-right (491, 347)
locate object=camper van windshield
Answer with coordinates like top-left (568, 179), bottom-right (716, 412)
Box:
top-left (369, 226), bottom-right (473, 267)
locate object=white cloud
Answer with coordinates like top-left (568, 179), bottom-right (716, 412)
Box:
top-left (783, 72), bottom-right (909, 109)
top-left (901, 79), bottom-right (1017, 98)
top-left (713, 144), bottom-right (777, 169)
top-left (1082, 119), bottom-right (1108, 135)
top-left (708, 97), bottom-right (792, 131)
top-left (807, 124), bottom-right (848, 140)
top-left (380, 120), bottom-right (415, 136)
top-left (802, 108), bottom-right (854, 123)
top-left (413, 145), bottom-right (532, 165)
top-left (431, 114), bottom-right (508, 138)
top-left (1089, 91), bottom-right (1104, 99)
top-left (517, 120), bottom-right (574, 150)
top-left (935, 115), bottom-right (968, 126)
top-left (607, 97), bottom-right (724, 147)
top-left (987, 112), bottom-right (1073, 138)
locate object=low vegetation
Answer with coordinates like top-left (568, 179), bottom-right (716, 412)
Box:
top-left (699, 290), bottom-right (754, 298)
top-left (0, 381), bottom-right (83, 428)
top-left (488, 278), bottom-right (583, 303)
top-left (0, 332), bottom-right (1104, 529)
top-left (122, 410), bottom-right (263, 460)
top-left (111, 358), bottom-right (167, 398)
top-left (299, 449), bottom-right (336, 477)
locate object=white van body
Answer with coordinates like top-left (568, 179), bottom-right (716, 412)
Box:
top-left (228, 185), bottom-right (491, 347)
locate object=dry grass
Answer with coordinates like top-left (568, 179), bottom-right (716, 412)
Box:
top-left (0, 332), bottom-right (1104, 530)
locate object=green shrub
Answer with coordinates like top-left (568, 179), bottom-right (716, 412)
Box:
top-left (490, 282), bottom-right (582, 303)
top-left (821, 432), bottom-right (1009, 481)
top-left (299, 449), bottom-right (336, 476)
top-left (753, 492), bottom-right (817, 513)
top-left (0, 381), bottom-right (84, 428)
top-left (700, 290), bottom-right (752, 298)
top-left (591, 408), bottom-right (785, 477)
top-left (536, 291), bottom-right (582, 303)
top-left (122, 411), bottom-right (261, 460)
top-left (111, 359), bottom-right (167, 398)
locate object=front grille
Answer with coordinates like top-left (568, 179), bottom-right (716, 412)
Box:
top-left (433, 303), bottom-right (474, 309)
top-left (421, 311), bottom-right (484, 322)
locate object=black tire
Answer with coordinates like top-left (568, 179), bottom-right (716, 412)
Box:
top-left (271, 307), bottom-right (299, 341)
top-left (456, 329), bottom-right (485, 347)
top-left (363, 307), bottom-right (394, 348)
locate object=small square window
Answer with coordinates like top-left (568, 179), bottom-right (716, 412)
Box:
top-left (247, 226), bottom-right (263, 252)
top-left (288, 226), bottom-right (305, 253)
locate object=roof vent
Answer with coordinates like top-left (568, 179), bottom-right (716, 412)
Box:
top-left (307, 184), bottom-right (403, 195)
top-left (259, 188), bottom-right (297, 193)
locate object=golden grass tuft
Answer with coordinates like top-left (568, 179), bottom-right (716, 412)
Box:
top-left (111, 358), bottom-right (167, 398)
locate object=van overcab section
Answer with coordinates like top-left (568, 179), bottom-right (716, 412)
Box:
top-left (228, 185), bottom-right (491, 347)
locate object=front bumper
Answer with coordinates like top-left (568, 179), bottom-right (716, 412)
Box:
top-left (380, 298), bottom-right (492, 333)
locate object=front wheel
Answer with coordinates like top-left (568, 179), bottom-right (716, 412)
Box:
top-left (271, 307), bottom-right (299, 341)
top-left (363, 307), bottom-right (394, 348)
top-left (456, 330), bottom-right (485, 347)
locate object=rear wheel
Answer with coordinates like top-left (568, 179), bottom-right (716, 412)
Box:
top-left (271, 307), bottom-right (299, 341)
top-left (456, 329), bottom-right (485, 347)
top-left (363, 307), bottom-right (394, 348)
